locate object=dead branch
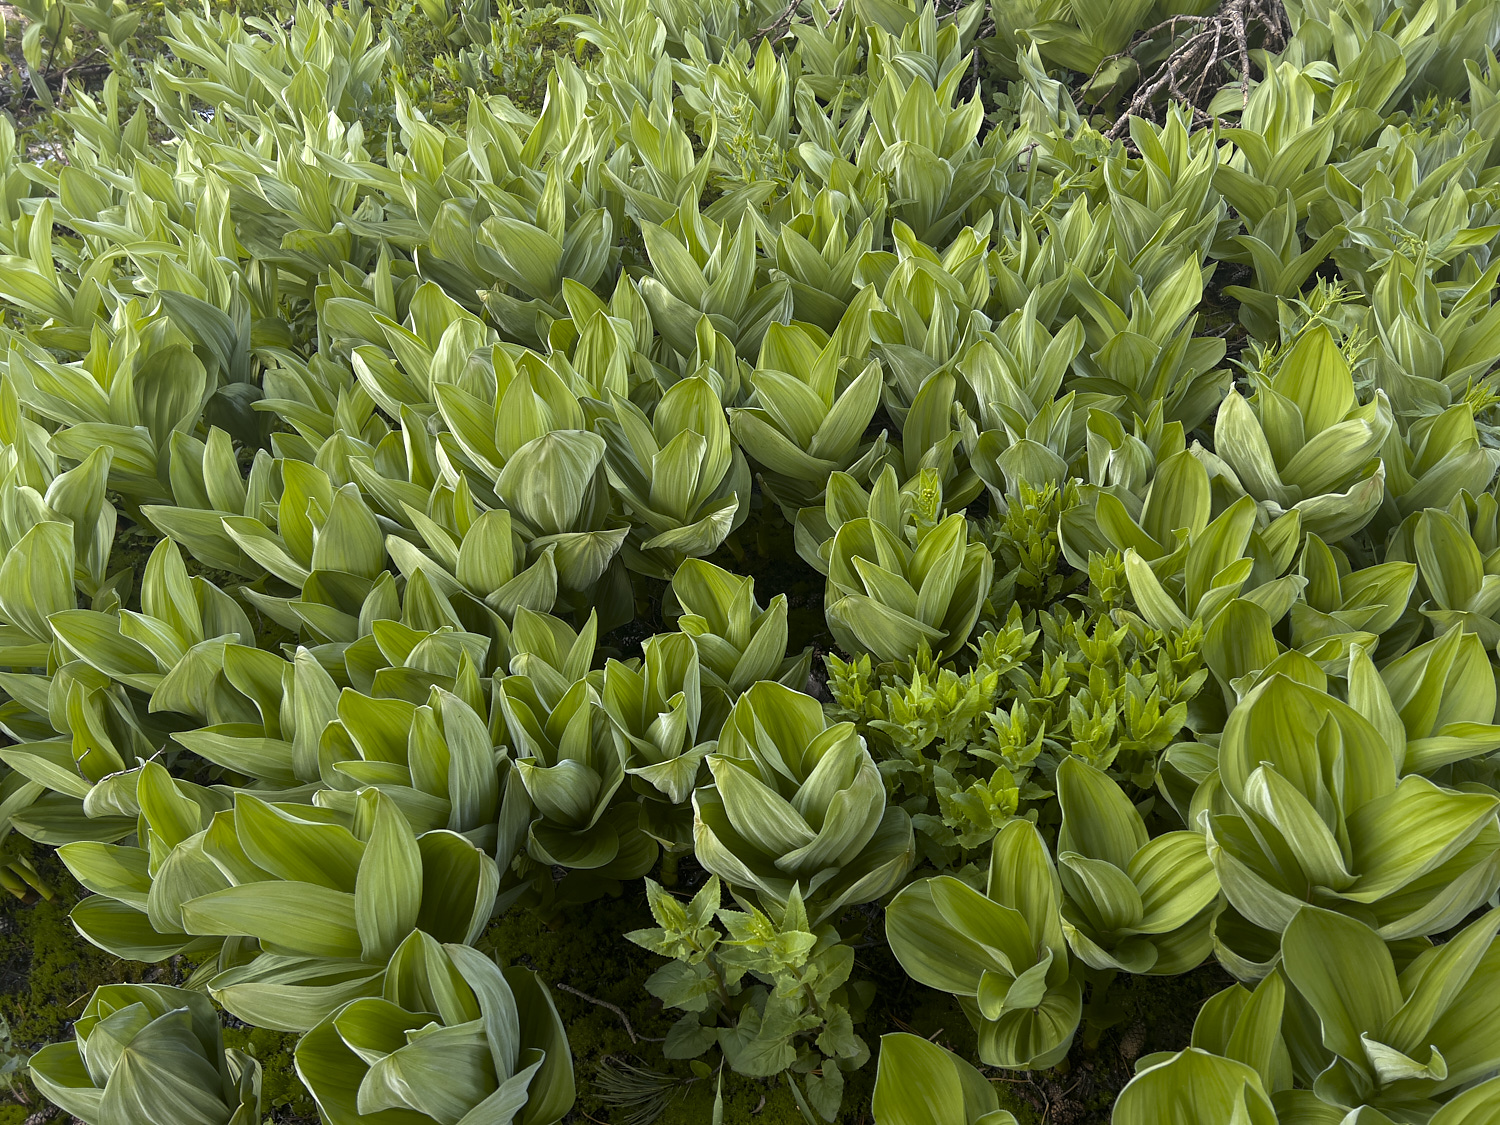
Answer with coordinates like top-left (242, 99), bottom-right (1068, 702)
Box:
top-left (554, 982), bottom-right (664, 1044)
top-left (1106, 0), bottom-right (1290, 138)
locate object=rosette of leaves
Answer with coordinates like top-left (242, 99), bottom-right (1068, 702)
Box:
top-left (38, 536), bottom-right (255, 720)
top-left (1354, 253), bottom-right (1500, 422)
top-left (29, 984), bottom-right (260, 1125)
top-left (1205, 325), bottom-right (1393, 543)
top-left (141, 427), bottom-right (275, 578)
top-left (801, 467), bottom-right (993, 665)
top-left (320, 269), bottom-right (491, 412)
top-left (1345, 631), bottom-right (1500, 782)
top-left (1111, 1048), bottom-right (1279, 1125)
top-left (1383, 403), bottom-right (1500, 525)
top-left (314, 684), bottom-right (502, 846)
top-left (599, 375), bottom-right (751, 578)
top-left (0, 517), bottom-right (84, 670)
top-left (339, 603), bottom-right (503, 699)
top-left (539, 275), bottom-right (653, 404)
top-left (295, 930), bottom-right (574, 1125)
top-left (55, 762), bottom-right (230, 966)
top-left (1202, 674), bottom-right (1500, 960)
top-left (635, 209), bottom-right (792, 360)
top-left (415, 341), bottom-right (629, 626)
top-left (428, 343), bottom-right (588, 488)
top-left (1054, 758), bottom-right (1220, 976)
top-left (626, 877), bottom-right (872, 1122)
top-left (494, 429), bottom-right (633, 631)
top-left (1225, 906), bottom-right (1500, 1121)
top-left (0, 513), bottom-right (151, 851)
top-left (1066, 252), bottom-right (1231, 435)
top-left (1287, 533), bottom-right (1417, 654)
top-left (764, 184), bottom-right (885, 332)
top-left (1211, 64), bottom-right (1340, 230)
top-left (885, 819), bottom-right (1081, 1070)
top-left (1, 305), bottom-right (212, 509)
top-left (1092, 447), bottom-right (1214, 569)
top-left (62, 776), bottom-right (500, 1032)
top-left (1130, 969), bottom-right (1292, 1101)
top-left (692, 680), bottom-right (915, 924)
top-left (601, 631), bottom-right (719, 850)
top-left (1272, 906), bottom-right (1500, 1125)
top-left (855, 63), bottom-right (996, 245)
top-left (1407, 505), bottom-right (1500, 647)
top-left (494, 609), bottom-right (657, 897)
top-left (212, 459), bottom-right (394, 645)
top-left (867, 227), bottom-right (993, 431)
top-left (0, 429), bottom-right (115, 599)
top-left (383, 505), bottom-right (561, 630)
top-left (871, 1033), bottom-right (1019, 1125)
top-left (160, 621), bottom-right (494, 795)
top-left (728, 293), bottom-right (891, 515)
top-left (1119, 495), bottom-right (1305, 703)
top-left (466, 193), bottom-right (618, 355)
top-left (1058, 405), bottom-right (1190, 569)
top-left (954, 310), bottom-right (1094, 503)
top-left (668, 559), bottom-right (813, 705)
top-left (0, 669), bottom-right (158, 852)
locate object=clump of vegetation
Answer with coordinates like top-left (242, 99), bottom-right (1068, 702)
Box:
top-left (2, 0), bottom-right (1500, 1120)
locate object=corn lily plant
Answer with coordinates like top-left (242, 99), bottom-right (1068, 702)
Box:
top-left (692, 680), bottom-right (915, 924)
top-left (1275, 905), bottom-right (1500, 1118)
top-left (1408, 506), bottom-right (1500, 648)
top-left (871, 1033), bottom-right (1019, 1125)
top-left (728, 293), bottom-right (890, 516)
top-left (885, 819), bottom-right (1080, 1070)
top-left (295, 930), bottom-right (574, 1125)
top-left (1205, 325), bottom-right (1393, 542)
top-left (1055, 757), bottom-right (1220, 976)
top-left (668, 559), bottom-right (812, 703)
top-left (602, 631), bottom-right (719, 849)
top-left (495, 610), bottom-right (657, 893)
top-left (799, 467), bottom-right (993, 665)
top-left (599, 375), bottom-right (751, 578)
top-left (61, 774), bottom-right (499, 1032)
top-left (29, 984), bottom-right (261, 1125)
top-left (1202, 674), bottom-right (1500, 957)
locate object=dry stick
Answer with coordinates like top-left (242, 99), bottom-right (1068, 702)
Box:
top-left (753, 0), bottom-right (803, 45)
top-left (554, 982), bottom-right (665, 1044)
top-left (1105, 0), bottom-right (1289, 139)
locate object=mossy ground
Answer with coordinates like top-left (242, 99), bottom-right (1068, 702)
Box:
top-left (478, 860), bottom-right (1231, 1125)
top-left (0, 847), bottom-right (1230, 1124)
top-left (0, 850), bottom-right (153, 1122)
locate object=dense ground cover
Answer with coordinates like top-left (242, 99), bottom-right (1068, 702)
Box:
top-left (2, 0), bottom-right (1500, 1122)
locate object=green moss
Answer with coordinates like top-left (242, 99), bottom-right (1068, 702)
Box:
top-left (387, 0), bottom-right (588, 126)
top-left (0, 851), bottom-right (319, 1124)
top-left (476, 868), bottom-right (1238, 1123)
top-left (0, 852), bottom-right (153, 1115)
top-left (221, 1025), bottom-right (318, 1123)
top-left (480, 874), bottom-right (1004, 1124)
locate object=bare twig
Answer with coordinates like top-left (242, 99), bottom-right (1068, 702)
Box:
top-left (554, 982), bottom-right (664, 1044)
top-left (751, 0), bottom-right (802, 45)
top-left (1105, 0), bottom-right (1290, 138)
